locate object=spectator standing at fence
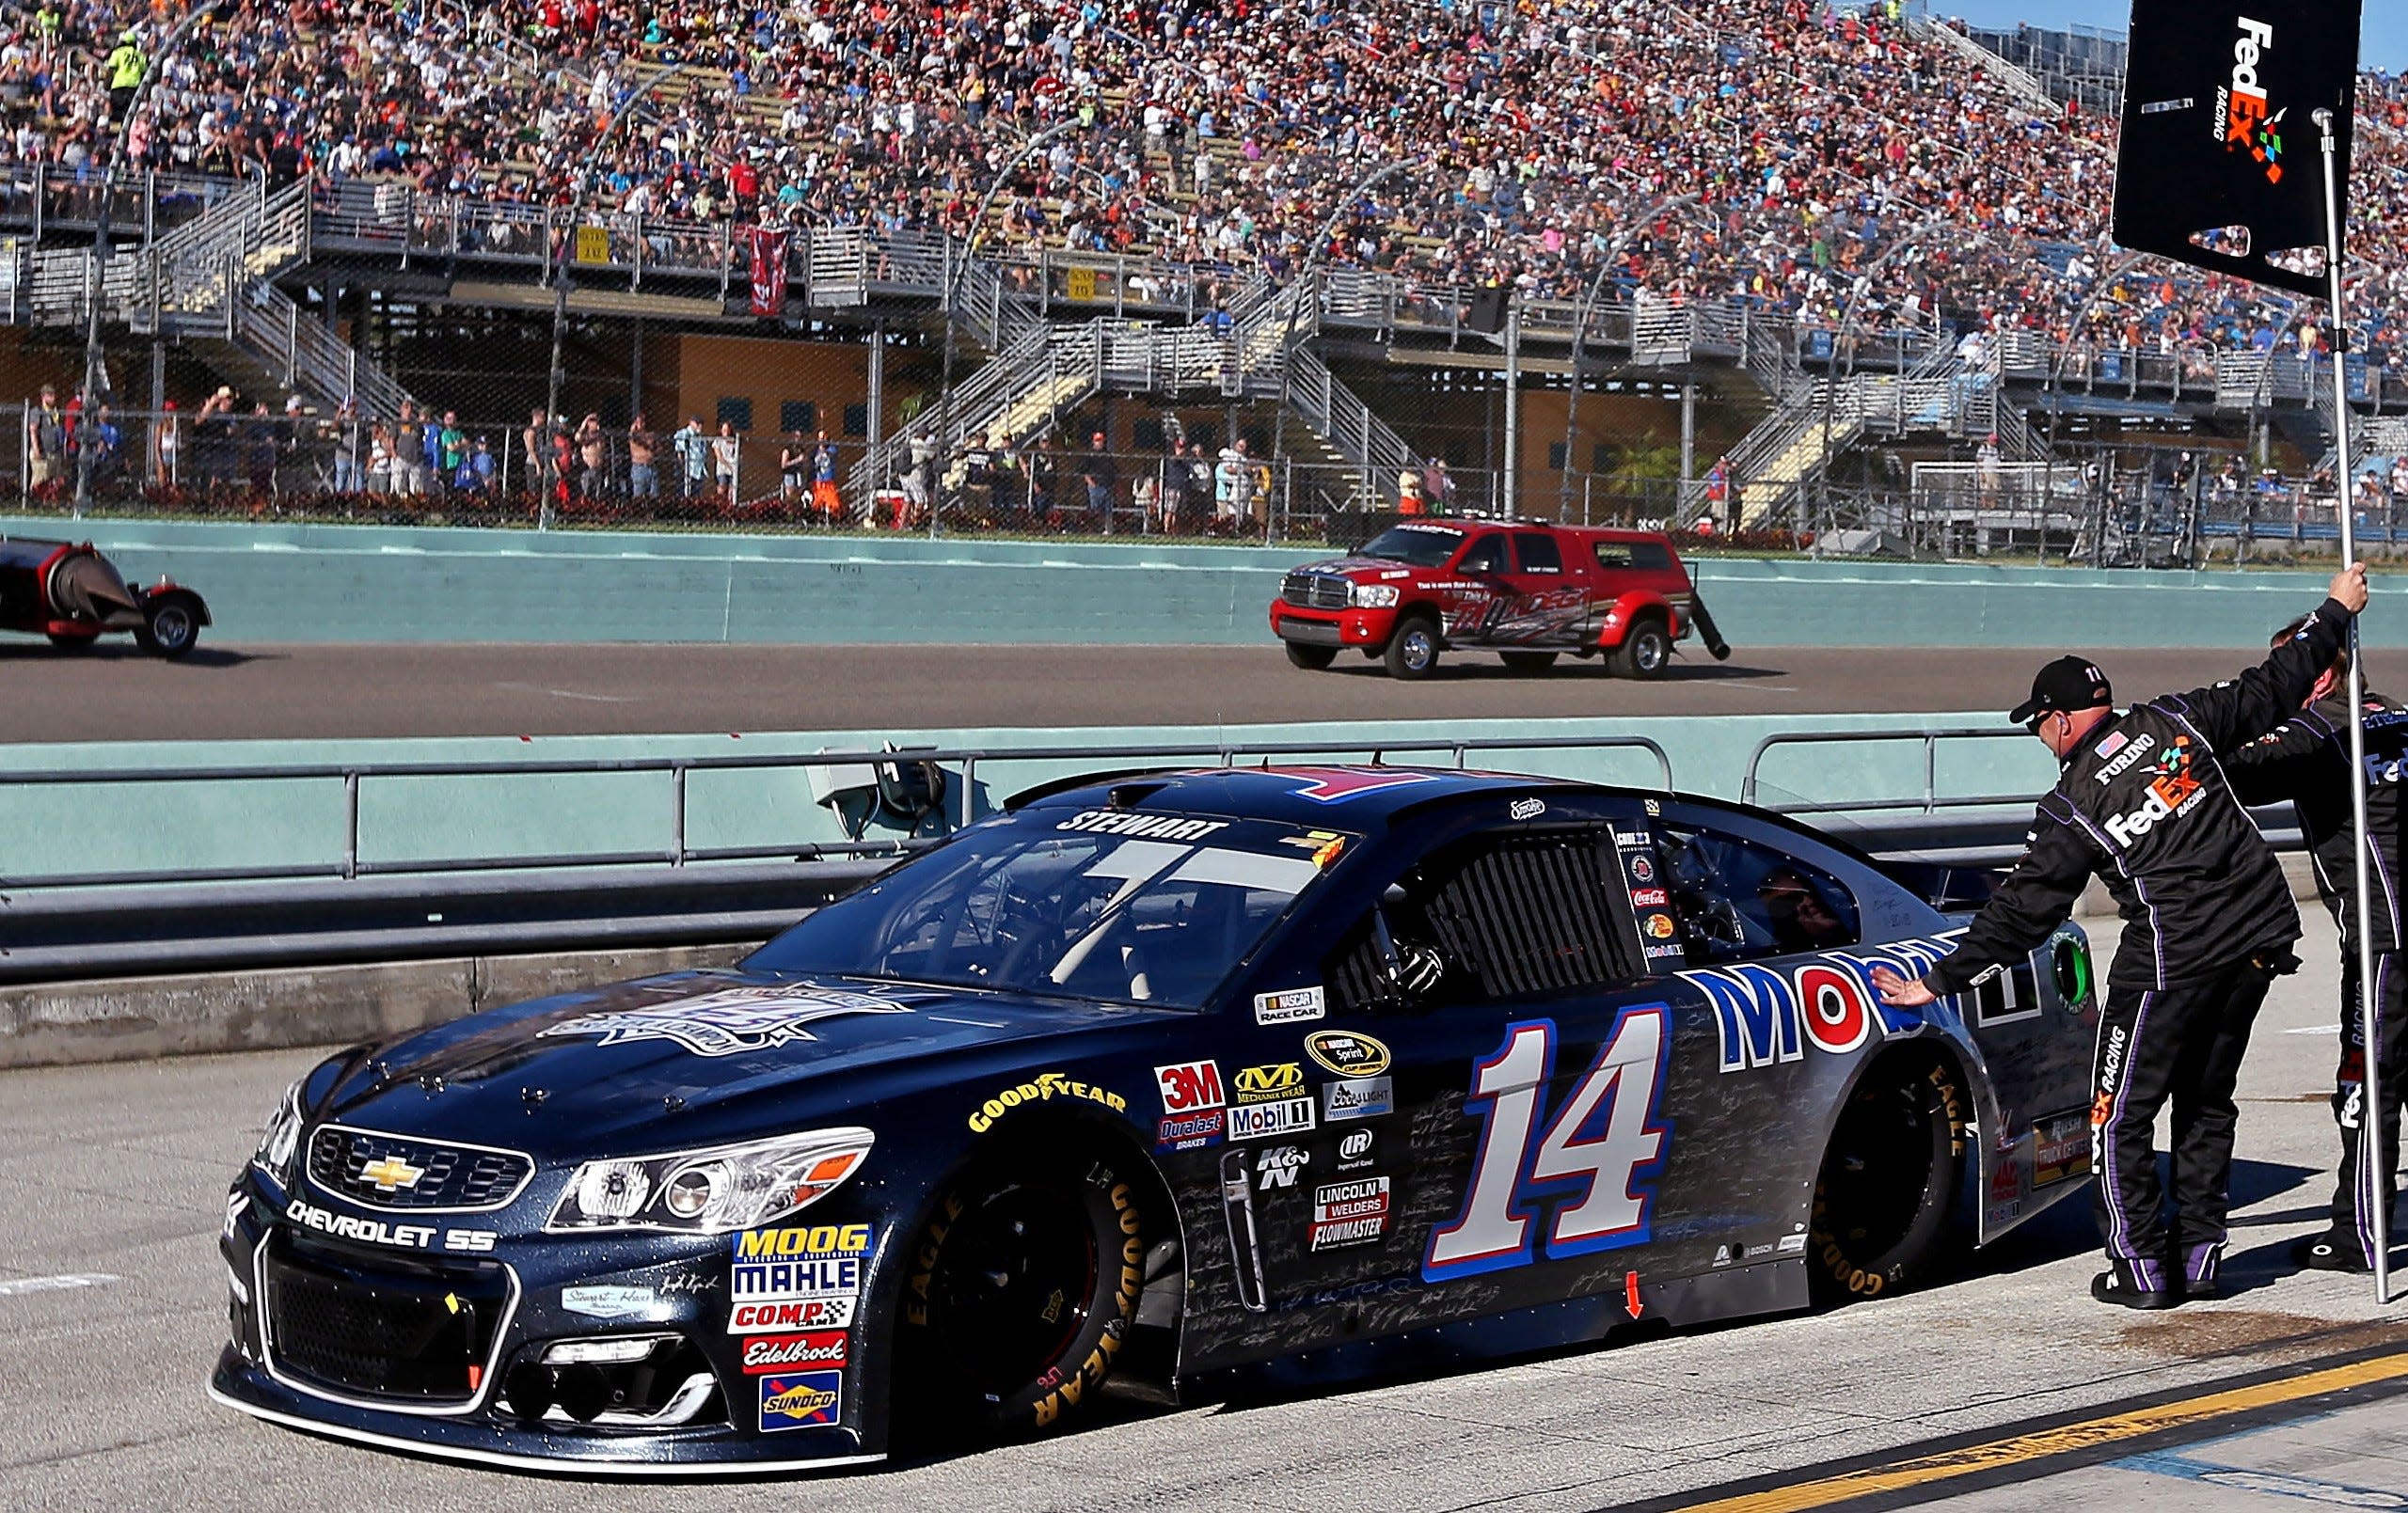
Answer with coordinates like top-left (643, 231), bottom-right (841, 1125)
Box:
top-left (76, 404), bottom-right (119, 496)
top-left (674, 417), bottom-right (707, 500)
top-left (366, 421), bottom-right (395, 494)
top-left (1215, 440), bottom-right (1252, 535)
top-left (1082, 430), bottom-right (1117, 532)
top-left (711, 420), bottom-right (740, 508)
top-left (992, 436), bottom-right (1025, 528)
top-left (1026, 436), bottom-right (1059, 526)
top-left (812, 433), bottom-right (842, 525)
top-left (442, 413), bottom-right (472, 491)
top-left (150, 400), bottom-right (181, 489)
top-left (1398, 465), bottom-right (1425, 515)
top-left (420, 402), bottom-right (447, 495)
top-left (627, 418), bottom-right (659, 499)
top-left (470, 438), bottom-right (497, 495)
top-left (243, 403), bottom-right (277, 496)
top-left (193, 387), bottom-right (234, 490)
top-left (394, 402), bottom-right (426, 496)
top-left (29, 385), bottom-right (64, 495)
top-left (329, 399), bottom-right (360, 493)
top-left (575, 414), bottom-right (606, 500)
top-left (780, 432), bottom-right (810, 512)
top-left (903, 430), bottom-right (934, 518)
top-left (1423, 457), bottom-right (1452, 514)
top-left (548, 420), bottom-right (576, 513)
top-left (1158, 441), bottom-right (1188, 530)
top-left (1185, 445), bottom-right (1214, 533)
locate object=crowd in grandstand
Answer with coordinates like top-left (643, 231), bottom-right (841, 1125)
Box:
top-left (2, 0), bottom-right (2403, 377)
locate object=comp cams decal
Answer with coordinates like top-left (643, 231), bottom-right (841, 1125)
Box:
top-left (540, 983), bottom-right (917, 1058)
top-left (1423, 1005), bottom-right (1671, 1282)
top-left (1679, 937), bottom-right (1960, 1074)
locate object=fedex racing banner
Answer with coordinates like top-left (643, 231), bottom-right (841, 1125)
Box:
top-left (2111, 0), bottom-right (2362, 297)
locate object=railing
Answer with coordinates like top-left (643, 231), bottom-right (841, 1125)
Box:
top-left (1741, 728), bottom-right (2048, 815)
top-left (0, 734), bottom-right (1675, 893)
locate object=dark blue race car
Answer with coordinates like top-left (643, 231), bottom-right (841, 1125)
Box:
top-left (212, 765), bottom-right (2099, 1474)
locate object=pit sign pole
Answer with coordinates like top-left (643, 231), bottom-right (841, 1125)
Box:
top-left (2315, 106), bottom-right (2388, 1303)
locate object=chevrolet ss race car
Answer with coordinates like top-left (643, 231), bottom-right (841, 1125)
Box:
top-left (213, 766), bottom-right (2097, 1474)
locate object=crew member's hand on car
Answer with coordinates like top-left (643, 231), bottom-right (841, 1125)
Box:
top-left (1871, 966), bottom-right (1937, 1007)
top-left (2332, 561), bottom-right (2368, 615)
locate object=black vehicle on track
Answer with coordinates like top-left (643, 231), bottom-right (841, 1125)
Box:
top-left (213, 765), bottom-right (2098, 1474)
top-left (0, 536), bottom-right (209, 655)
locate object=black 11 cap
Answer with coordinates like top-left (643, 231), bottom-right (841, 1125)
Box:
top-left (2008, 655), bottom-right (2114, 725)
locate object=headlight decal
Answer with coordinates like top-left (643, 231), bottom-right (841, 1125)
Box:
top-left (252, 1079), bottom-right (307, 1185)
top-left (547, 1127), bottom-right (875, 1236)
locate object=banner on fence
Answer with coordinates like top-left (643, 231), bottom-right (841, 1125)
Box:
top-left (750, 227), bottom-right (792, 317)
top-left (2110, 0), bottom-right (2362, 297)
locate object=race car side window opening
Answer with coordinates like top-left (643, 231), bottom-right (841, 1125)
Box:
top-left (1326, 828), bottom-right (1640, 1012)
top-left (1357, 523), bottom-right (1466, 568)
top-left (1456, 533), bottom-right (1509, 575)
top-left (743, 814), bottom-right (1327, 1009)
top-left (1653, 823), bottom-right (1860, 964)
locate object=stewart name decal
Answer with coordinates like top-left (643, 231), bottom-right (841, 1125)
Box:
top-left (1678, 934), bottom-right (1962, 1075)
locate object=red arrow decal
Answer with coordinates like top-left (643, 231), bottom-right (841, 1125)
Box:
top-left (1624, 1271), bottom-right (1643, 1319)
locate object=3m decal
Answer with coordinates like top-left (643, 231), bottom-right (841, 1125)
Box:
top-left (1681, 937), bottom-right (1956, 1074)
top-left (740, 1332), bottom-right (848, 1375)
top-left (1155, 1060), bottom-right (1225, 1113)
top-left (1304, 1030), bottom-right (1391, 1078)
top-left (1254, 986), bottom-right (1326, 1026)
top-left (758, 1369), bottom-right (843, 1431)
top-left (966, 1072), bottom-right (1129, 1132)
top-left (540, 984), bottom-right (915, 1058)
top-left (1321, 1076), bottom-right (1394, 1122)
top-left (1310, 1176), bottom-right (1391, 1251)
top-left (1422, 1006), bottom-right (1672, 1283)
top-left (728, 1298), bottom-right (857, 1333)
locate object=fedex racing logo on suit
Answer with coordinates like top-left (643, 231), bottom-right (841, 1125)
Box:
top-left (1679, 936), bottom-right (1956, 1074)
top-left (2101, 737), bottom-right (2206, 847)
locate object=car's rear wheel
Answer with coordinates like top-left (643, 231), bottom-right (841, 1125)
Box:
top-left (1808, 1059), bottom-right (1967, 1303)
top-left (1499, 651), bottom-right (1558, 673)
top-left (1608, 617), bottom-right (1671, 679)
top-left (1285, 641), bottom-right (1339, 670)
top-left (135, 599), bottom-right (199, 658)
top-left (1383, 613), bottom-right (1441, 680)
top-left (898, 1152), bottom-right (1145, 1441)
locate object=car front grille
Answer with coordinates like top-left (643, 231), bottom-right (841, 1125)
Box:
top-left (308, 1126), bottom-right (533, 1211)
top-left (261, 1233), bottom-right (510, 1405)
top-left (1282, 572), bottom-right (1350, 610)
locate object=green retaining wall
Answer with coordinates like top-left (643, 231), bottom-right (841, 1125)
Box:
top-left (0, 713), bottom-right (2054, 889)
top-left (0, 515), bottom-right (2382, 649)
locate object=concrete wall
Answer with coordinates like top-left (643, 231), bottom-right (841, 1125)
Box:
top-left (0, 514), bottom-right (2377, 649)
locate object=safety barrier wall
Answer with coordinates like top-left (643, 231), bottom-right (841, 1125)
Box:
top-left (0, 714), bottom-right (2059, 891)
top-left (0, 515), bottom-right (2392, 649)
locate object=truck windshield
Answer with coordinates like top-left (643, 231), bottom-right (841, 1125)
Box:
top-left (1358, 523), bottom-right (1466, 567)
top-left (743, 811), bottom-right (1346, 1009)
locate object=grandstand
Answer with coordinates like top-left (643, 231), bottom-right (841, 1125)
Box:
top-left (0, 0), bottom-right (2402, 542)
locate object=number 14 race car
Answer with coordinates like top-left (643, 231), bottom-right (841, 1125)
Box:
top-left (213, 766), bottom-right (2098, 1474)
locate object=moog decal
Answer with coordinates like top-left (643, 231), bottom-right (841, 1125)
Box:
top-left (1680, 937), bottom-right (1958, 1074)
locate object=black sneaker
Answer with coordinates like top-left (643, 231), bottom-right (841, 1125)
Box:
top-left (2092, 1262), bottom-right (2180, 1310)
top-left (2181, 1244), bottom-right (2223, 1300)
top-left (2292, 1231), bottom-right (2372, 1273)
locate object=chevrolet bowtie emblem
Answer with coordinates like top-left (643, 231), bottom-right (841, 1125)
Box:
top-left (360, 1155), bottom-right (427, 1191)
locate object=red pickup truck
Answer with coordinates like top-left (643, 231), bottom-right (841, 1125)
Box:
top-left (1268, 518), bottom-right (1729, 680)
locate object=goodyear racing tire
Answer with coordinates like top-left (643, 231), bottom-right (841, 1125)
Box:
top-left (1383, 612), bottom-right (1442, 680)
top-left (1808, 1059), bottom-right (1967, 1304)
top-left (898, 1151), bottom-right (1146, 1442)
top-left (1608, 616), bottom-right (1671, 680)
top-left (1499, 651), bottom-right (1559, 673)
top-left (1285, 641), bottom-right (1339, 670)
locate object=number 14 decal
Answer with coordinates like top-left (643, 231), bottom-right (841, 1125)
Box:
top-left (1422, 1006), bottom-right (1671, 1283)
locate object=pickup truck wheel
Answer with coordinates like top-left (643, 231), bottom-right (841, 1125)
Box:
top-left (1284, 642), bottom-right (1339, 670)
top-left (1383, 614), bottom-right (1441, 680)
top-left (1498, 651), bottom-right (1558, 674)
top-left (1609, 618), bottom-right (1671, 680)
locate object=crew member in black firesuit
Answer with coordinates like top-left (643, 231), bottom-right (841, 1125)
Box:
top-left (1874, 563), bottom-right (2368, 1310)
top-left (2225, 617), bottom-right (2408, 1273)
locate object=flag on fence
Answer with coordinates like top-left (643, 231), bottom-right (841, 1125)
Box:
top-left (2110, 0), bottom-right (2361, 296)
top-left (749, 226), bottom-right (792, 317)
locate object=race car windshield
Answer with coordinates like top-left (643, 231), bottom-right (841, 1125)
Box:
top-left (1357, 524), bottom-right (1466, 567)
top-left (742, 812), bottom-right (1343, 1009)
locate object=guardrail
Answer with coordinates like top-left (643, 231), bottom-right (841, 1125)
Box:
top-left (1741, 727), bottom-right (2038, 815)
top-left (0, 733), bottom-right (1676, 893)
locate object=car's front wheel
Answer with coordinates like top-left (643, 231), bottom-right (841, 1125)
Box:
top-left (1383, 613), bottom-right (1441, 680)
top-left (1285, 641), bottom-right (1339, 670)
top-left (135, 598), bottom-right (200, 658)
top-left (1808, 1058), bottom-right (1967, 1303)
top-left (897, 1152), bottom-right (1146, 1441)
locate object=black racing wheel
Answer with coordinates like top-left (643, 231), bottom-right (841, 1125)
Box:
top-left (898, 1152), bottom-right (1146, 1441)
top-left (1808, 1059), bottom-right (1966, 1303)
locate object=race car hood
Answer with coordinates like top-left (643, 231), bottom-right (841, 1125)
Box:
top-left (306, 968), bottom-right (1180, 1159)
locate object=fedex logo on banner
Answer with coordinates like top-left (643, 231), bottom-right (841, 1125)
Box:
top-left (1679, 937), bottom-right (1956, 1074)
top-left (2215, 16), bottom-right (2285, 183)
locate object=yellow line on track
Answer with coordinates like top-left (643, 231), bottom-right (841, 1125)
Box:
top-left (1680, 1348), bottom-right (2408, 1513)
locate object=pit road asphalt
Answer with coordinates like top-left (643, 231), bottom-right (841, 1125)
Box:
top-left (5, 923), bottom-right (2407, 1512)
top-left (15, 643), bottom-right (2408, 740)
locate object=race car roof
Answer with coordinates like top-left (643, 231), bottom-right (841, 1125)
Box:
top-left (1013, 764), bottom-right (1584, 827)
